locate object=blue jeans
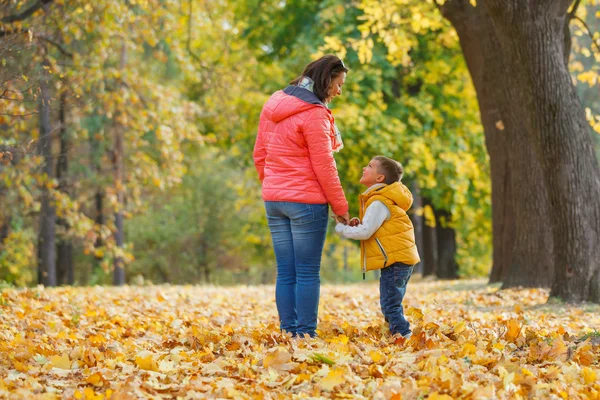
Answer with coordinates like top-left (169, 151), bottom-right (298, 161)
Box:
top-left (380, 262), bottom-right (414, 337)
top-left (265, 201), bottom-right (329, 337)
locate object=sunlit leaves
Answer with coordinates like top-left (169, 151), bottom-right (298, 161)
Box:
top-left (1, 281), bottom-right (599, 397)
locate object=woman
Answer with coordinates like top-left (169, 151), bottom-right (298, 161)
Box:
top-left (253, 54), bottom-right (349, 338)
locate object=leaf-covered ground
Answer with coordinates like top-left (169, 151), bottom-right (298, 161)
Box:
top-left (1, 280), bottom-right (599, 399)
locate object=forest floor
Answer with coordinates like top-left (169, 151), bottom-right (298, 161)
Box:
top-left (1, 279), bottom-right (599, 399)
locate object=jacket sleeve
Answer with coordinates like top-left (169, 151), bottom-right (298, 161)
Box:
top-left (253, 117), bottom-right (267, 183)
top-left (303, 107), bottom-right (348, 215)
top-left (335, 201), bottom-right (390, 240)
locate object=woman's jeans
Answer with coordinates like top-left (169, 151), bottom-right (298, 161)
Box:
top-left (265, 201), bottom-right (328, 337)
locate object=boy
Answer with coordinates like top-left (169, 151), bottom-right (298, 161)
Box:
top-left (335, 156), bottom-right (420, 339)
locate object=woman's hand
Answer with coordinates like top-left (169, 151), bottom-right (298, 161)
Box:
top-left (335, 212), bottom-right (350, 225)
top-left (349, 217), bottom-right (360, 227)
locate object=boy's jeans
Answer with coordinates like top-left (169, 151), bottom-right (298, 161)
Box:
top-left (379, 262), bottom-right (414, 337)
top-left (265, 201), bottom-right (328, 337)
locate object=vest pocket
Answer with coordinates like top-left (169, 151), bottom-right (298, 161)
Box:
top-left (375, 238), bottom-right (388, 268)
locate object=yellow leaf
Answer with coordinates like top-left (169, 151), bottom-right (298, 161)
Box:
top-left (461, 343), bottom-right (477, 356)
top-left (86, 372), bottom-right (103, 386)
top-left (453, 321), bottom-right (466, 335)
top-left (50, 354), bottom-right (71, 369)
top-left (264, 347), bottom-right (293, 370)
top-left (493, 342), bottom-right (505, 351)
top-left (369, 350), bottom-right (385, 363)
top-left (406, 307), bottom-right (424, 321)
top-left (582, 367), bottom-right (596, 384)
top-left (428, 392), bottom-right (453, 400)
top-left (135, 351), bottom-right (159, 371)
top-left (319, 367), bottom-right (346, 391)
top-left (505, 319), bottom-right (521, 342)
top-left (514, 305), bottom-right (522, 313)
top-left (548, 338), bottom-right (568, 361)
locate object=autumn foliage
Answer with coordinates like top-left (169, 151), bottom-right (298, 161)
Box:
top-left (1, 280), bottom-right (599, 399)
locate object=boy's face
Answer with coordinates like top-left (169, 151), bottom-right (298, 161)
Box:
top-left (359, 159), bottom-right (385, 187)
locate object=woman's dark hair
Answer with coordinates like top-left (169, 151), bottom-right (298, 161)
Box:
top-left (290, 55), bottom-right (348, 102)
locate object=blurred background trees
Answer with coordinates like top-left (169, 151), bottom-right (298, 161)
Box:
top-left (1, 0), bottom-right (599, 300)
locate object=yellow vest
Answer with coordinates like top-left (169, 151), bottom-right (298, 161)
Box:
top-left (359, 182), bottom-right (421, 272)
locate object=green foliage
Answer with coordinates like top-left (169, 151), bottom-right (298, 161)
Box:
top-left (3, 0), bottom-right (597, 286)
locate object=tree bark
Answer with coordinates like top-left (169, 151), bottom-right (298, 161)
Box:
top-left (434, 208), bottom-right (459, 279)
top-left (56, 89), bottom-right (73, 285)
top-left (482, 0), bottom-right (600, 302)
top-left (37, 65), bottom-right (56, 287)
top-left (439, 0), bottom-right (554, 288)
top-left (421, 197), bottom-right (438, 277)
top-left (112, 42), bottom-right (127, 286)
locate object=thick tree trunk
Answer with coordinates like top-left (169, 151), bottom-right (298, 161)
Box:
top-left (38, 69), bottom-right (56, 287)
top-left (439, 0), bottom-right (554, 287)
top-left (483, 0), bottom-right (600, 302)
top-left (421, 198), bottom-right (438, 277)
top-left (434, 208), bottom-right (459, 279)
top-left (56, 89), bottom-right (73, 285)
top-left (409, 181), bottom-right (424, 275)
top-left (113, 42), bottom-right (127, 286)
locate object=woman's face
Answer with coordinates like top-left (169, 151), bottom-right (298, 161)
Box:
top-left (325, 72), bottom-right (346, 104)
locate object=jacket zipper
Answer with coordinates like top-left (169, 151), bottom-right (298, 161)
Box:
top-left (361, 196), bottom-right (366, 280)
top-left (375, 238), bottom-right (388, 269)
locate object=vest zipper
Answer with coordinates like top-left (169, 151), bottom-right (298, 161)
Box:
top-left (361, 196), bottom-right (366, 280)
top-left (375, 238), bottom-right (388, 269)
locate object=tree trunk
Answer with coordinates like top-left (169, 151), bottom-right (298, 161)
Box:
top-left (434, 208), bottom-right (459, 279)
top-left (483, 0), bottom-right (600, 302)
top-left (37, 66), bottom-right (57, 287)
top-left (201, 239), bottom-right (210, 284)
top-left (113, 42), bottom-right (127, 286)
top-left (421, 197), bottom-right (438, 277)
top-left (56, 89), bottom-right (73, 285)
top-left (90, 116), bottom-right (105, 276)
top-left (439, 0), bottom-right (554, 288)
top-left (409, 181), bottom-right (424, 275)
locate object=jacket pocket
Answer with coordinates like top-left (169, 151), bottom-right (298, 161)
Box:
top-left (375, 238), bottom-right (388, 269)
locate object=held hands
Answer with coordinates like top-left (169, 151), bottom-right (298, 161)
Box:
top-left (333, 213), bottom-right (360, 226)
top-left (333, 212), bottom-right (350, 225)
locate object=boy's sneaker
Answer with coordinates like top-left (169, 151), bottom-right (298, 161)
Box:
top-left (391, 332), bottom-right (412, 345)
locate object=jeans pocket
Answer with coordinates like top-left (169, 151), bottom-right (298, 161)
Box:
top-left (283, 202), bottom-right (313, 224)
top-left (312, 204), bottom-right (329, 221)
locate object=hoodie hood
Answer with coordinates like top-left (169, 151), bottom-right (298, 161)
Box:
top-left (364, 182), bottom-right (413, 211)
top-left (263, 86), bottom-right (329, 123)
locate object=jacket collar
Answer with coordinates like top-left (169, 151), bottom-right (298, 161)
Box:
top-left (283, 85), bottom-right (326, 107)
top-left (362, 183), bottom-right (386, 195)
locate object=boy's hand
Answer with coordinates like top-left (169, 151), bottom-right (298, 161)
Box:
top-left (349, 217), bottom-right (360, 227)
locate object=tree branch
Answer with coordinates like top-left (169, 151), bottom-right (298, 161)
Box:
top-left (1, 0), bottom-right (54, 23)
top-left (568, 0), bottom-right (582, 19)
top-left (572, 15), bottom-right (600, 54)
top-left (36, 34), bottom-right (73, 58)
top-left (187, 0), bottom-right (201, 63)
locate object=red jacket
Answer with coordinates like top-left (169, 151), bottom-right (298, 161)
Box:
top-left (253, 86), bottom-right (348, 216)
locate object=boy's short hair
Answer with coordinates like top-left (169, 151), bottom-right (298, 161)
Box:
top-left (374, 156), bottom-right (404, 184)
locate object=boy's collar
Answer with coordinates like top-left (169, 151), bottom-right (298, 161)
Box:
top-left (362, 183), bottom-right (386, 194)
